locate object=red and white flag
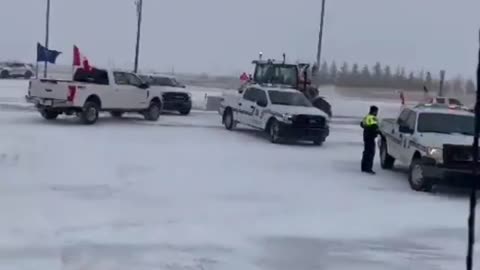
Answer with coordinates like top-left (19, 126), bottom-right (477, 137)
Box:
top-left (73, 45), bottom-right (92, 72)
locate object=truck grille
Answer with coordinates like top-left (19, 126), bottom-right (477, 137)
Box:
top-left (163, 92), bottom-right (189, 102)
top-left (292, 115), bottom-right (326, 128)
top-left (443, 144), bottom-right (480, 164)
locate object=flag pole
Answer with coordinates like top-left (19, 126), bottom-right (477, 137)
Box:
top-left (134, 0), bottom-right (143, 73)
top-left (314, 0), bottom-right (326, 78)
top-left (43, 0), bottom-right (51, 78)
top-left (466, 28), bottom-right (480, 270)
top-left (35, 61), bottom-right (39, 79)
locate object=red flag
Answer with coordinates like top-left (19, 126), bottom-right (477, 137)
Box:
top-left (73, 45), bottom-right (92, 72)
top-left (240, 72), bottom-right (249, 82)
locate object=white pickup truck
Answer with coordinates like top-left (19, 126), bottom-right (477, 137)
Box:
top-left (219, 84), bottom-right (330, 145)
top-left (378, 103), bottom-right (476, 192)
top-left (26, 68), bottom-right (163, 124)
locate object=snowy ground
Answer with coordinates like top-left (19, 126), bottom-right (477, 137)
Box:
top-left (0, 80), bottom-right (479, 269)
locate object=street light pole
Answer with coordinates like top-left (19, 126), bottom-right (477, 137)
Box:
top-left (134, 0), bottom-right (143, 73)
top-left (315, 0), bottom-right (326, 73)
top-left (43, 0), bottom-right (51, 78)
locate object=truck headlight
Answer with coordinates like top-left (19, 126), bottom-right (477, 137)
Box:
top-left (282, 113), bottom-right (294, 123)
top-left (427, 147), bottom-right (443, 163)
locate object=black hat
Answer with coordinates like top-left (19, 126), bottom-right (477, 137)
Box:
top-left (369, 106), bottom-right (379, 113)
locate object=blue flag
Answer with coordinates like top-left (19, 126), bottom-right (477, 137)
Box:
top-left (37, 43), bottom-right (61, 64)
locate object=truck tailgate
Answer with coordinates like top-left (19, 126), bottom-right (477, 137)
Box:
top-left (29, 79), bottom-right (74, 100)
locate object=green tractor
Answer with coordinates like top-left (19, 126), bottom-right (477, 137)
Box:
top-left (243, 54), bottom-right (332, 118)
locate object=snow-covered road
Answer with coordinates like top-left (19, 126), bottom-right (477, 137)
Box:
top-left (0, 80), bottom-right (478, 269)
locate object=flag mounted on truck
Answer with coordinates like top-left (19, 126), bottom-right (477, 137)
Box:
top-left (73, 45), bottom-right (92, 72)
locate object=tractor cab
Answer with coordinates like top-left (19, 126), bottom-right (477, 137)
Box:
top-left (251, 59), bottom-right (299, 89)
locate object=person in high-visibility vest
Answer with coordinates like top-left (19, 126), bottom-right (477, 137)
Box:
top-left (360, 105), bottom-right (379, 174)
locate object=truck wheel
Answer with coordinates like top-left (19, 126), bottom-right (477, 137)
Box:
top-left (179, 108), bottom-right (191, 115)
top-left (110, 111), bottom-right (124, 118)
top-left (24, 71), bottom-right (33, 79)
top-left (0, 70), bottom-right (9, 79)
top-left (144, 101), bottom-right (161, 121)
top-left (269, 119), bottom-right (281, 144)
top-left (408, 158), bottom-right (433, 192)
top-left (379, 139), bottom-right (395, 169)
top-left (80, 101), bottom-right (100, 125)
top-left (40, 109), bottom-right (59, 120)
top-left (313, 138), bottom-right (324, 146)
top-left (223, 109), bottom-right (235, 130)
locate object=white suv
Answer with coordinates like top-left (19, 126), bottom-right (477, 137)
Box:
top-left (0, 62), bottom-right (34, 79)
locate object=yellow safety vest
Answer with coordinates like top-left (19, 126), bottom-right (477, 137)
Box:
top-left (362, 114), bottom-right (378, 127)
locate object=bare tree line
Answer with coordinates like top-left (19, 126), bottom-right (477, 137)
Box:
top-left (315, 61), bottom-right (476, 95)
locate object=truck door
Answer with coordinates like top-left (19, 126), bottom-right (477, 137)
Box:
top-left (239, 88), bottom-right (257, 126)
top-left (125, 72), bottom-right (148, 109)
top-left (251, 89), bottom-right (268, 128)
top-left (399, 111), bottom-right (417, 164)
top-left (389, 109), bottom-right (411, 160)
top-left (113, 72), bottom-right (145, 109)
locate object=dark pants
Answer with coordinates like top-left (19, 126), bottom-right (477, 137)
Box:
top-left (361, 138), bottom-right (376, 172)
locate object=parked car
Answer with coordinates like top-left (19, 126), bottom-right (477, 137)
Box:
top-left (26, 67), bottom-right (164, 125)
top-left (139, 74), bottom-right (192, 115)
top-left (0, 62), bottom-right (34, 79)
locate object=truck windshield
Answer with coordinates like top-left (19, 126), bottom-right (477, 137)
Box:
top-left (255, 64), bottom-right (298, 87)
top-left (268, 91), bottom-right (312, 107)
top-left (417, 113), bottom-right (474, 135)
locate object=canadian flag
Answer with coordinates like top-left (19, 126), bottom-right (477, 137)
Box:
top-left (73, 45), bottom-right (92, 72)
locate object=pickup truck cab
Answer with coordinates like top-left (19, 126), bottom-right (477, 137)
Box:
top-left (219, 84), bottom-right (330, 145)
top-left (26, 67), bottom-right (163, 124)
top-left (378, 103), bottom-right (476, 192)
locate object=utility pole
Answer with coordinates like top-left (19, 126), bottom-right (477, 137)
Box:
top-left (134, 0), bottom-right (143, 73)
top-left (314, 0), bottom-right (326, 77)
top-left (439, 70), bottom-right (446, 96)
top-left (466, 29), bottom-right (480, 270)
top-left (44, 0), bottom-right (51, 78)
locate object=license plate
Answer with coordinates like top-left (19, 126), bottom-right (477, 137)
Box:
top-left (43, 99), bottom-right (53, 106)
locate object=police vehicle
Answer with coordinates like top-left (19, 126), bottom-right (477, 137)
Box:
top-left (219, 85), bottom-right (330, 145)
top-left (378, 102), bottom-right (476, 192)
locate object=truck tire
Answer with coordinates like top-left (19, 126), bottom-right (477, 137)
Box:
top-left (223, 109), bottom-right (235, 130)
top-left (24, 71), bottom-right (33, 79)
top-left (144, 101), bottom-right (161, 121)
top-left (80, 101), bottom-right (100, 125)
top-left (313, 138), bottom-right (324, 146)
top-left (269, 119), bottom-right (281, 144)
top-left (110, 111), bottom-right (124, 118)
top-left (408, 158), bottom-right (433, 192)
top-left (179, 107), bottom-right (191, 115)
top-left (379, 139), bottom-right (395, 169)
top-left (40, 109), bottom-right (59, 120)
top-left (0, 70), bottom-right (9, 79)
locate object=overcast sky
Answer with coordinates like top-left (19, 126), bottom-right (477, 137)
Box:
top-left (1, 0), bottom-right (479, 78)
